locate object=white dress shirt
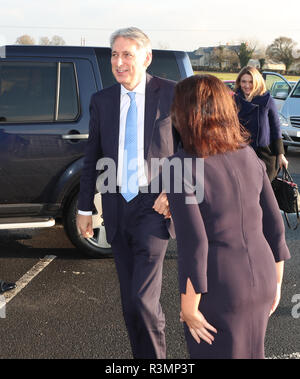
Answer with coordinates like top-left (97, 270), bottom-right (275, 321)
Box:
top-left (78, 74), bottom-right (148, 215)
top-left (117, 74), bottom-right (148, 188)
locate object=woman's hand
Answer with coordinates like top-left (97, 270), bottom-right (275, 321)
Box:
top-left (270, 261), bottom-right (284, 317)
top-left (180, 278), bottom-right (217, 344)
top-left (269, 283), bottom-right (282, 316)
top-left (278, 154), bottom-right (288, 169)
top-left (180, 309), bottom-right (217, 345)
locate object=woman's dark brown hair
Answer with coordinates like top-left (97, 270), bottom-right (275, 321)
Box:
top-left (171, 74), bottom-right (249, 157)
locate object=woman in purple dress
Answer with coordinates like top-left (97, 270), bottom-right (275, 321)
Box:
top-left (164, 75), bottom-right (290, 359)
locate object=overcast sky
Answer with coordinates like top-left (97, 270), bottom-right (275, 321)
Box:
top-left (1, 0), bottom-right (300, 51)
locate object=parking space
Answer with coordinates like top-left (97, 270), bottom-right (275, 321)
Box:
top-left (0, 226), bottom-right (299, 358)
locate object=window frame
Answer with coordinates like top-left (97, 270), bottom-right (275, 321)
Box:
top-left (56, 61), bottom-right (81, 122)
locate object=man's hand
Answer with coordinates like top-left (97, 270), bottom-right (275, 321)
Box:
top-left (152, 191), bottom-right (171, 218)
top-left (76, 214), bottom-right (94, 238)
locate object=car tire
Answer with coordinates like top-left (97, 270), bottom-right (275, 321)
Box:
top-left (284, 145), bottom-right (288, 154)
top-left (63, 192), bottom-right (113, 258)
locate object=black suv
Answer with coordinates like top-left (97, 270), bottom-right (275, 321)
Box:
top-left (0, 45), bottom-right (193, 257)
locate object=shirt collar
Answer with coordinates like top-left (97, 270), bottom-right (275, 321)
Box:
top-left (121, 73), bottom-right (146, 96)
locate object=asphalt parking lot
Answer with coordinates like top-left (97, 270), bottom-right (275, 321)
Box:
top-left (0, 147), bottom-right (300, 359)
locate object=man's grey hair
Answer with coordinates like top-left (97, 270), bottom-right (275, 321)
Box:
top-left (110, 27), bottom-right (152, 53)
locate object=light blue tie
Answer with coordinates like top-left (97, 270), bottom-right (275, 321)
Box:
top-left (121, 92), bottom-right (139, 201)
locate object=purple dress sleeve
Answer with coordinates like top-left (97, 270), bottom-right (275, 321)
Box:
top-left (167, 188), bottom-right (209, 295)
top-left (259, 166), bottom-right (291, 262)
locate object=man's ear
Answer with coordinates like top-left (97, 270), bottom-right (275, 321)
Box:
top-left (144, 52), bottom-right (152, 69)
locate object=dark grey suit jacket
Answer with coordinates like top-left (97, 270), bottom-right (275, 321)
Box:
top-left (78, 73), bottom-right (180, 243)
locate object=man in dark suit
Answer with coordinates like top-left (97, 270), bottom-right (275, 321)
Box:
top-left (77, 27), bottom-right (180, 359)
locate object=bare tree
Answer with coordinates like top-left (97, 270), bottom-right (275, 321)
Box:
top-left (213, 46), bottom-right (239, 71)
top-left (15, 35), bottom-right (35, 45)
top-left (252, 44), bottom-right (267, 70)
top-left (39, 36), bottom-right (51, 45)
top-left (266, 36), bottom-right (298, 73)
top-left (225, 49), bottom-right (240, 71)
top-left (156, 41), bottom-right (169, 50)
top-left (50, 35), bottom-right (66, 46)
top-left (38, 35), bottom-right (66, 46)
top-left (210, 45), bottom-right (227, 70)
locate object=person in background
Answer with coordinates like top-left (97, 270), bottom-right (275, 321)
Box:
top-left (234, 66), bottom-right (288, 182)
top-left (165, 74), bottom-right (290, 358)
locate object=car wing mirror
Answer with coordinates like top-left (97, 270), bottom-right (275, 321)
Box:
top-left (274, 91), bottom-right (288, 100)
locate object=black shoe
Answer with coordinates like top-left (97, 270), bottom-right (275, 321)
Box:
top-left (0, 281), bottom-right (16, 294)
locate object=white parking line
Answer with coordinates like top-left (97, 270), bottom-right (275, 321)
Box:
top-left (267, 352), bottom-right (300, 359)
top-left (1, 255), bottom-right (57, 306)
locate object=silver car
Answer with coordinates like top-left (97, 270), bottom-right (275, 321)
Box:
top-left (279, 79), bottom-right (300, 151)
top-left (263, 72), bottom-right (300, 152)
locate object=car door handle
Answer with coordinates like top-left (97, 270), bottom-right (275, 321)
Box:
top-left (62, 133), bottom-right (89, 140)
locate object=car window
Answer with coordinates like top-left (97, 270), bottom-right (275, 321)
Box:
top-left (291, 81), bottom-right (300, 97)
top-left (265, 75), bottom-right (278, 92)
top-left (269, 80), bottom-right (290, 98)
top-left (0, 61), bottom-right (56, 122)
top-left (0, 61), bottom-right (79, 123)
top-left (224, 81), bottom-right (235, 90)
top-left (147, 50), bottom-right (181, 81)
top-left (58, 63), bottom-right (79, 121)
top-left (265, 77), bottom-right (288, 94)
top-left (94, 47), bottom-right (117, 89)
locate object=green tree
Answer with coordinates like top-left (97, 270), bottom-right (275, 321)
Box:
top-left (233, 42), bottom-right (255, 68)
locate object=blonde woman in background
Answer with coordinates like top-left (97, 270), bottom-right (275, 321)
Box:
top-left (234, 66), bottom-right (288, 181)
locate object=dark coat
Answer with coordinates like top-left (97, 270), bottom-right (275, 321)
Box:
top-left (78, 74), bottom-right (179, 243)
top-left (234, 90), bottom-right (285, 181)
top-left (234, 90), bottom-right (284, 151)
